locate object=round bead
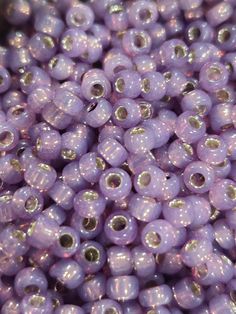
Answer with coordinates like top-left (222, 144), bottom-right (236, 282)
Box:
top-left (106, 276), bottom-right (139, 301)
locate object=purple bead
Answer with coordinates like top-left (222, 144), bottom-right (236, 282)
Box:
top-left (163, 197), bottom-right (194, 228)
top-left (80, 35), bottom-right (103, 64)
top-left (129, 194), bottom-right (162, 222)
top-left (43, 205), bottom-right (66, 226)
top-left (99, 124), bottom-right (125, 144)
top-left (206, 2), bottom-right (233, 26)
top-left (20, 66), bottom-right (51, 94)
top-left (140, 71), bottom-right (166, 101)
top-left (50, 259), bottom-right (84, 289)
top-left (107, 246), bottom-right (132, 276)
top-left (124, 125), bottom-right (155, 154)
top-left (112, 98), bottom-right (141, 129)
top-left (85, 98), bottom-right (112, 128)
top-left (134, 55), bottom-right (156, 74)
top-left (74, 189), bottom-right (106, 218)
top-left (173, 277), bottom-right (204, 309)
top-left (156, 0), bottom-right (180, 20)
top-left (79, 153), bottom-right (106, 184)
top-left (74, 240), bottom-right (106, 274)
top-left (164, 69), bottom-right (187, 97)
top-left (199, 61), bottom-right (229, 92)
top-left (214, 219), bottom-right (235, 250)
top-left (12, 186), bottom-right (43, 219)
top-left (185, 20), bottom-right (214, 43)
top-left (66, 4), bottom-right (94, 30)
top-left (20, 293), bottom-right (53, 314)
top-left (157, 249), bottom-right (183, 275)
top-left (0, 154), bottom-right (23, 184)
top-left (209, 294), bottom-right (236, 314)
top-left (165, 17), bottom-right (184, 37)
top-left (91, 299), bottom-right (122, 314)
top-left (91, 23), bottom-right (111, 48)
top-left (62, 161), bottom-right (88, 192)
top-left (34, 12), bottom-right (64, 38)
top-left (210, 103), bottom-right (233, 132)
top-left (5, 0), bottom-right (31, 25)
top-left (55, 305), bottom-right (85, 314)
top-left (28, 249), bottom-right (55, 272)
top-left (183, 161), bottom-right (215, 193)
top-left (0, 67), bottom-right (11, 94)
top-left (221, 129), bottom-right (236, 160)
top-left (60, 28), bottom-right (87, 58)
top-left (104, 210), bottom-right (137, 246)
top-left (71, 62), bottom-right (91, 83)
top-left (71, 214), bottom-right (103, 240)
top-left (128, 0), bottom-right (158, 29)
top-left (99, 168), bottom-right (131, 201)
top-left (216, 24), bottom-right (236, 52)
top-left (28, 86), bottom-right (52, 113)
top-left (122, 29), bottom-right (151, 57)
top-left (141, 219), bottom-right (176, 253)
top-left (61, 131), bottom-right (88, 161)
top-left (114, 69), bottom-right (141, 99)
top-left (104, 4), bottom-right (128, 31)
top-left (209, 179), bottom-right (236, 211)
top-left (139, 284), bottom-right (173, 308)
top-left (81, 69), bottom-right (111, 101)
top-left (149, 23), bottom-right (167, 47)
top-left (98, 138), bottom-right (128, 167)
top-left (0, 191), bottom-right (15, 223)
top-left (35, 129), bottom-right (61, 161)
top-left (132, 245), bottom-right (156, 278)
top-left (48, 180), bottom-right (75, 210)
top-left (168, 139), bottom-right (195, 169)
top-left (0, 122), bottom-right (19, 152)
top-left (9, 47), bottom-right (35, 73)
top-left (122, 301), bottom-right (143, 314)
top-left (188, 196), bottom-right (211, 228)
top-left (1, 297), bottom-right (21, 314)
top-left (48, 54), bottom-right (74, 81)
top-left (28, 33), bottom-right (56, 62)
top-left (14, 267), bottom-right (48, 297)
top-left (158, 39), bottom-right (188, 68)
top-left (181, 89), bottom-right (212, 116)
top-left (2, 90), bottom-right (24, 111)
top-left (224, 52), bottom-right (236, 79)
top-left (7, 104), bottom-right (35, 131)
top-left (106, 275), bottom-right (139, 301)
top-left (175, 111), bottom-right (206, 144)
top-left (78, 273), bottom-right (106, 302)
top-left (197, 135), bottom-right (227, 165)
top-left (27, 214), bottom-right (59, 249)
top-left (213, 158), bottom-right (231, 179)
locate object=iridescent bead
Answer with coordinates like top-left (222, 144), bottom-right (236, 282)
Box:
top-left (188, 196), bottom-right (211, 228)
top-left (122, 29), bottom-right (152, 57)
top-left (134, 55), bottom-right (156, 74)
top-left (197, 135), bottom-right (227, 165)
top-left (28, 86), bottom-right (52, 113)
top-left (28, 33), bottom-right (56, 62)
top-left (216, 24), bottom-right (236, 52)
top-left (221, 129), bottom-right (236, 160)
top-left (104, 210), bottom-right (137, 245)
top-left (61, 131), bottom-right (88, 161)
top-left (81, 69), bottom-right (111, 101)
top-left (43, 205), bottom-right (66, 226)
top-left (112, 98), bottom-right (141, 129)
top-left (185, 20), bottom-right (214, 43)
top-left (165, 17), bottom-right (184, 38)
top-left (99, 168), bottom-right (132, 200)
top-left (1, 297), bottom-right (21, 314)
top-left (132, 245), bottom-right (156, 278)
top-left (50, 259), bottom-right (84, 289)
top-left (158, 39), bottom-right (188, 68)
top-left (141, 72), bottom-right (166, 101)
top-left (60, 28), bottom-right (87, 58)
top-left (27, 214), bottom-right (59, 249)
top-left (122, 301), bottom-right (143, 314)
top-left (206, 2), bottom-right (233, 26)
top-left (156, 0), bottom-right (180, 20)
top-left (181, 89), bottom-right (212, 116)
top-left (80, 35), bottom-right (103, 64)
top-left (209, 179), bottom-right (236, 211)
top-left (168, 139), bottom-right (195, 169)
top-left (20, 293), bottom-right (53, 314)
top-left (2, 90), bottom-right (25, 111)
top-left (0, 154), bottom-right (23, 184)
top-left (85, 98), bottom-right (112, 128)
top-left (34, 13), bottom-right (65, 38)
top-left (210, 103), bottom-right (233, 132)
top-left (175, 111), bottom-right (206, 144)
top-left (149, 23), bottom-right (167, 47)
top-left (0, 191), bottom-right (15, 223)
top-left (7, 104), bottom-right (35, 131)
top-left (48, 180), bottom-right (75, 210)
top-left (141, 219), bottom-right (176, 254)
top-left (66, 4), bottom-right (94, 30)
top-left (157, 249), bottom-right (183, 275)
top-left (5, 0), bottom-right (31, 25)
top-left (199, 61), bottom-right (229, 92)
top-left (71, 214), bottom-right (103, 240)
top-left (128, 0), bottom-right (158, 29)
top-left (74, 189), bottom-right (106, 218)
top-left (74, 240), bottom-right (106, 274)
top-left (62, 161), bottom-right (88, 192)
top-left (162, 197), bottom-right (194, 228)
top-left (209, 294), bottom-right (236, 314)
top-left (91, 299), bottom-right (122, 314)
top-left (7, 30), bottom-right (27, 49)
top-left (124, 125), bottom-right (155, 154)
top-left (214, 219), bottom-right (235, 250)
top-left (173, 278), bottom-right (204, 309)
top-left (107, 246), bottom-right (132, 276)
top-left (35, 129), bottom-right (61, 161)
top-left (164, 69), bottom-right (187, 97)
top-left (14, 267), bottom-right (48, 297)
top-left (139, 284), bottom-right (173, 308)
top-left (48, 54), bottom-right (74, 81)
top-left (9, 47), bottom-right (35, 73)
top-left (98, 138), bottom-right (128, 167)
top-left (91, 23), bottom-right (111, 48)
top-left (0, 67), bottom-right (11, 94)
top-left (71, 62), bottom-right (91, 84)
top-left (28, 249), bottom-right (55, 272)
top-left (55, 305), bottom-right (85, 314)
top-left (78, 273), bottom-right (106, 302)
top-left (114, 69), bottom-right (141, 99)
top-left (104, 3), bottom-right (128, 31)
top-left (106, 275), bottom-right (139, 301)
top-left (223, 52), bottom-right (236, 79)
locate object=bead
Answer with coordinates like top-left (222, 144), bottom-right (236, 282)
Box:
top-left (61, 131), bottom-right (88, 161)
top-left (133, 55), bottom-right (156, 74)
top-left (0, 67), bottom-right (11, 94)
top-left (128, 0), bottom-right (158, 29)
top-left (112, 98), bottom-right (141, 129)
top-left (1, 297), bottom-right (21, 314)
top-left (81, 35), bottom-right (103, 64)
top-left (139, 284), bottom-right (173, 308)
top-left (188, 196), bottom-right (211, 228)
top-left (132, 245), bottom-right (156, 278)
top-left (185, 20), bottom-right (214, 43)
top-left (28, 33), bottom-right (56, 62)
top-left (91, 23), bottom-right (111, 48)
top-left (206, 2), bottom-right (233, 27)
top-left (214, 219), bottom-right (235, 250)
top-left (43, 205), bottom-right (66, 226)
top-left (168, 139), bottom-right (195, 169)
top-left (5, 0), bottom-right (31, 25)
top-left (28, 249), bottom-right (55, 272)
top-left (35, 129), bottom-right (61, 161)
top-left (48, 54), bottom-right (74, 81)
top-left (28, 86), bottom-right (52, 113)
top-left (62, 161), bottom-right (88, 192)
top-left (0, 191), bottom-right (15, 223)
top-left (157, 249), bottom-right (183, 275)
top-left (156, 0), bottom-right (180, 20)
top-left (197, 135), bottom-right (227, 165)
top-left (0, 154), bottom-right (23, 184)
top-left (9, 47), bottom-right (34, 73)
top-left (114, 69), bottom-right (141, 99)
top-left (104, 4), bottom-right (128, 31)
top-left (60, 28), bottom-right (87, 58)
top-left (78, 273), bottom-right (106, 302)
top-left (158, 39), bottom-right (188, 68)
top-left (104, 210), bottom-right (137, 245)
top-left (106, 276), bottom-right (139, 301)
top-left (79, 152), bottom-right (105, 184)
top-left (209, 179), bottom-right (236, 211)
top-left (164, 69), bottom-right (187, 97)
top-left (71, 214), bottom-right (103, 240)
top-left (20, 293), bottom-right (53, 314)
top-left (85, 98), bottom-right (112, 128)
top-left (124, 125), bottom-right (155, 154)
top-left (210, 103), bottom-right (233, 132)
top-left (141, 219), bottom-right (176, 253)
top-left (98, 138), bottom-right (128, 167)
top-left (66, 4), bottom-right (94, 31)
top-left (122, 29), bottom-right (152, 57)
top-left (107, 246), bottom-right (132, 276)
top-left (141, 72), bottom-right (166, 101)
top-left (55, 305), bottom-right (85, 314)
top-left (48, 180), bottom-right (75, 210)
top-left (221, 129), bottom-right (236, 160)
top-left (91, 299), bottom-right (122, 314)
top-left (209, 294), bottom-right (236, 314)
top-left (181, 89), bottom-right (212, 116)
top-left (34, 13), bottom-right (65, 38)
top-left (149, 23), bottom-right (167, 47)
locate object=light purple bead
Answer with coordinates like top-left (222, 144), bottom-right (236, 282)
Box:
top-left (48, 180), bottom-right (75, 210)
top-left (141, 71), bottom-right (166, 101)
top-left (60, 28), bottom-right (87, 58)
top-left (98, 138), bottom-right (128, 167)
top-left (122, 301), bottom-right (143, 314)
top-left (175, 111), bottom-right (206, 144)
top-left (124, 125), bottom-right (155, 154)
top-left (85, 98), bottom-right (112, 128)
top-left (165, 17), bottom-right (184, 37)
top-left (106, 275), bottom-right (139, 301)
top-left (28, 86), bottom-right (52, 114)
top-left (168, 139), bottom-right (195, 169)
top-left (35, 129), bottom-right (61, 160)
top-left (55, 305), bottom-right (85, 314)
top-left (27, 214), bottom-right (59, 249)
top-left (78, 273), bottom-right (106, 302)
top-left (48, 54), bottom-right (74, 81)
top-left (122, 29), bottom-right (152, 57)
top-left (157, 249), bottom-right (183, 275)
top-left (112, 98), bottom-right (141, 128)
top-left (61, 131), bottom-right (88, 161)
top-left (197, 135), bottom-right (227, 165)
top-left (107, 246), bottom-right (132, 276)
top-left (34, 12), bottom-right (65, 38)
top-left (43, 205), bottom-right (66, 226)
top-left (206, 2), bottom-right (233, 26)
top-left (209, 179), bottom-right (236, 211)
top-left (74, 189), bottom-right (106, 218)
top-left (0, 67), bottom-right (11, 94)
top-left (213, 158), bottom-right (231, 179)
top-left (104, 3), bottom-right (128, 31)
top-left (221, 129), bottom-right (236, 160)
top-left (99, 168), bottom-right (132, 201)
top-left (79, 152), bottom-right (106, 184)
top-left (91, 23), bottom-right (111, 48)
top-left (185, 20), bottom-right (214, 43)
top-left (114, 69), bottom-right (141, 99)
top-left (139, 284), bottom-right (173, 308)
top-left (71, 214), bottom-right (103, 240)
top-left (28, 249), bottom-right (55, 272)
top-left (164, 69), bottom-right (187, 97)
top-left (28, 33), bottom-right (56, 62)
top-left (181, 89), bottom-right (212, 116)
top-left (214, 219), bottom-right (235, 250)
top-left (158, 39), bottom-right (188, 68)
top-left (62, 161), bottom-right (88, 192)
top-left (0, 154), bottom-right (23, 184)
top-left (66, 4), bottom-right (94, 30)
top-left (99, 124), bottom-right (125, 144)
top-left (1, 297), bottom-right (21, 314)
top-left (4, 0), bottom-right (31, 25)
top-left (210, 103), bottom-right (233, 133)
top-left (50, 259), bottom-right (84, 289)
top-left (20, 293), bottom-right (53, 314)
top-left (80, 35), bottom-right (103, 64)
top-left (156, 0), bottom-right (180, 20)
top-left (42, 103), bottom-right (72, 130)
top-left (134, 55), bottom-right (156, 74)
top-left (188, 196), bottom-right (211, 228)
top-left (71, 62), bottom-right (91, 83)
top-left (7, 104), bottom-right (35, 131)
top-left (132, 245), bottom-right (156, 278)
top-left (149, 23), bottom-right (167, 47)
top-left (91, 299), bottom-right (122, 314)
top-left (141, 219), bottom-right (176, 253)
top-left (209, 294), bottom-right (236, 314)
top-left (0, 122), bottom-right (19, 152)
top-left (128, 0), bottom-right (158, 29)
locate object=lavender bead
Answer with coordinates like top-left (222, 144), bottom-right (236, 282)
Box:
top-left (181, 89), bottom-right (212, 116)
top-left (5, 0), bottom-right (31, 25)
top-left (114, 69), bottom-right (141, 99)
top-left (222, 129), bottom-right (236, 160)
top-left (35, 129), bottom-right (61, 160)
top-left (128, 0), bottom-right (158, 29)
top-left (79, 153), bottom-right (106, 184)
top-left (27, 214), bottom-right (59, 249)
top-left (20, 66), bottom-right (51, 94)
top-left (209, 179), bottom-right (236, 211)
top-left (112, 98), bottom-right (141, 129)
top-left (0, 122), bottom-right (19, 152)
top-left (80, 35), bottom-right (103, 64)
top-left (61, 131), bottom-right (88, 161)
top-left (85, 98), bottom-right (112, 128)
top-left (9, 47), bottom-right (35, 73)
top-left (134, 55), bottom-right (156, 74)
top-left (91, 23), bottom-right (111, 48)
top-left (98, 138), bottom-right (128, 167)
top-left (214, 219), bottom-right (235, 250)
top-left (74, 189), bottom-right (106, 218)
top-left (78, 273), bottom-right (106, 302)
top-left (107, 246), bottom-right (132, 276)
top-left (141, 72), bottom-right (166, 101)
top-left (104, 4), bottom-right (128, 31)
top-left (34, 13), bottom-right (64, 38)
top-left (164, 69), bottom-right (187, 97)
top-left (141, 219), bottom-right (176, 253)
top-left (48, 180), bottom-right (75, 210)
top-left (106, 276), bottom-right (139, 301)
top-left (206, 2), bottom-right (233, 26)
top-left (66, 4), bottom-right (94, 30)
top-left (104, 210), bottom-right (137, 245)
top-left (0, 154), bottom-right (23, 184)
top-left (132, 245), bottom-right (156, 278)
top-left (122, 29), bottom-right (152, 57)
top-left (0, 67), bottom-right (11, 94)
top-left (197, 135), bottom-right (227, 165)
top-left (48, 54), bottom-right (74, 81)
top-left (43, 205), bottom-right (66, 226)
top-left (168, 140), bottom-right (195, 169)
top-left (157, 249), bottom-right (183, 275)
top-left (28, 249), bottom-right (55, 272)
top-left (158, 39), bottom-right (188, 68)
top-left (149, 23), bottom-right (167, 47)
top-left (28, 86), bottom-right (52, 113)
top-left (188, 196), bottom-right (211, 228)
top-left (0, 192), bottom-right (14, 223)
top-left (124, 125), bottom-right (155, 154)
top-left (122, 301), bottom-right (143, 314)
top-left (20, 293), bottom-right (53, 314)
top-left (2, 298), bottom-right (21, 314)
top-left (209, 294), bottom-right (236, 314)
top-left (75, 240), bottom-right (106, 274)
top-left (210, 103), bottom-right (233, 132)
top-left (71, 62), bottom-right (91, 83)
top-left (139, 284), bottom-right (173, 308)
top-left (55, 305), bottom-right (85, 314)
top-left (14, 267), bottom-right (48, 297)
top-left (28, 33), bottom-right (56, 62)
top-left (91, 299), bottom-right (122, 314)
top-left (60, 28), bottom-right (87, 58)
top-left (71, 214), bottom-right (103, 240)
top-left (185, 20), bottom-right (214, 43)
top-left (62, 161), bottom-right (88, 192)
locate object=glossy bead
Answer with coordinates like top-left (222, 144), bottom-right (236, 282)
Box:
top-left (181, 238), bottom-right (212, 267)
top-left (81, 35), bottom-right (103, 64)
top-left (48, 54), bottom-right (74, 81)
top-left (188, 196), bottom-right (211, 228)
top-left (98, 138), bottom-right (128, 167)
top-left (210, 103), bottom-right (233, 133)
top-left (122, 29), bottom-right (152, 57)
top-left (107, 246), bottom-right (132, 276)
top-left (134, 55), bottom-right (156, 74)
top-left (74, 189), bottom-right (106, 218)
top-left (78, 153), bottom-right (105, 184)
top-left (62, 161), bottom-right (88, 192)
top-left (55, 305), bottom-right (84, 314)
top-left (197, 135), bottom-right (227, 165)
top-left (124, 125), bottom-right (155, 154)
top-left (1, 297), bottom-right (21, 314)
top-left (66, 4), bottom-right (94, 30)
top-left (27, 214), bottom-right (59, 249)
top-left (14, 267), bottom-right (48, 297)
top-left (168, 140), bottom-right (195, 169)
top-left (61, 131), bottom-right (88, 161)
top-left (141, 219), bottom-right (176, 254)
top-left (185, 20), bottom-right (214, 43)
top-left (35, 129), bottom-right (60, 160)
top-left (175, 111), bottom-right (206, 144)
top-left (0, 122), bottom-right (19, 152)
top-left (60, 28), bottom-right (87, 58)
top-left (78, 273), bottom-right (106, 302)
top-left (5, 0), bottom-right (31, 25)
top-left (104, 3), bottom-right (128, 31)
top-left (28, 33), bottom-right (56, 62)
top-left (20, 293), bottom-right (53, 314)
top-left (114, 69), bottom-right (141, 99)
top-left (48, 180), bottom-right (75, 210)
top-left (104, 210), bottom-right (137, 245)
top-left (209, 179), bottom-right (236, 211)
top-left (0, 191), bottom-right (15, 223)
top-left (157, 249), bottom-right (183, 275)
top-left (181, 89), bottom-right (212, 116)
top-left (99, 124), bottom-right (125, 144)
top-left (91, 23), bottom-right (111, 48)
top-left (107, 275), bottom-right (139, 301)
top-left (206, 2), bottom-right (233, 26)
top-left (75, 240), bottom-right (106, 274)
top-left (128, 0), bottom-right (158, 29)
top-left (158, 39), bottom-right (188, 68)
top-left (85, 98), bottom-right (112, 128)
top-left (209, 294), bottom-right (236, 314)
top-left (162, 197), bottom-right (194, 228)
top-left (173, 278), bottom-right (204, 309)
top-left (99, 168), bottom-right (132, 201)
top-left (0, 154), bottom-right (23, 184)
top-left (132, 245), bottom-right (156, 278)
top-left (27, 86), bottom-right (52, 114)
top-left (221, 129), bottom-right (236, 160)
top-left (71, 214), bottom-right (103, 240)
top-left (25, 162), bottom-right (56, 191)
top-left (129, 194), bottom-right (161, 222)
top-left (91, 299), bottom-right (122, 314)
top-left (0, 67), bottom-right (11, 94)
top-left (112, 98), bottom-right (141, 129)
top-left (28, 249), bottom-right (55, 272)
top-left (214, 219), bottom-right (235, 250)
top-left (139, 284), bottom-right (173, 308)
top-left (140, 72), bottom-right (166, 101)
top-left (43, 205), bottom-right (66, 226)
top-left (164, 69), bottom-right (187, 97)
top-left (34, 12), bottom-right (64, 38)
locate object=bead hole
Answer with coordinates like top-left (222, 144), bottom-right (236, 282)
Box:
top-left (96, 157), bottom-right (106, 170)
top-left (25, 196), bottom-right (39, 213)
top-left (49, 57), bottom-right (58, 69)
top-left (227, 185), bottom-right (236, 200)
top-left (139, 8), bottom-right (152, 22)
top-left (82, 217), bottom-right (97, 231)
top-left (83, 191), bottom-right (98, 201)
top-left (141, 78), bottom-right (150, 93)
top-left (182, 82), bottom-right (196, 95)
top-left (185, 240), bottom-right (198, 251)
top-left (87, 102), bottom-right (98, 112)
top-left (190, 173), bottom-right (205, 188)
top-left (134, 34), bottom-right (146, 48)
top-left (188, 27), bottom-right (201, 41)
top-left (218, 28), bottom-right (231, 43)
top-left (105, 309), bottom-right (118, 314)
top-left (164, 72), bottom-right (172, 81)
top-left (130, 127), bottom-right (145, 135)
top-left (61, 149), bottom-right (76, 160)
top-left (0, 131), bottom-right (14, 146)
top-left (138, 171), bottom-right (151, 187)
top-left (115, 106), bottom-right (128, 121)
top-left (205, 138), bottom-right (220, 149)
top-left (174, 45), bottom-right (187, 58)
top-left (139, 102), bottom-right (152, 119)
top-left (207, 66), bottom-right (221, 82)
top-left (24, 285), bottom-right (39, 294)
top-left (30, 295), bottom-right (46, 308)
top-left (188, 116), bottom-right (201, 129)
top-left (115, 77), bottom-right (125, 93)
top-left (190, 281), bottom-right (202, 296)
top-left (21, 72), bottom-right (33, 85)
top-left (216, 89), bottom-right (229, 102)
top-left (182, 143), bottom-right (193, 156)
top-left (109, 4), bottom-right (124, 14)
top-left (61, 35), bottom-right (73, 51)
top-left (169, 199), bottom-right (185, 208)
top-left (84, 246), bottom-right (100, 262)
top-left (38, 163), bottom-right (51, 171)
top-left (106, 173), bottom-right (122, 188)
top-left (145, 231), bottom-right (161, 248)
top-left (59, 234), bottom-right (74, 248)
top-left (43, 36), bottom-right (54, 49)
top-left (91, 84), bottom-right (104, 98)
top-left (111, 215), bottom-right (127, 231)
top-left (0, 75), bottom-right (3, 85)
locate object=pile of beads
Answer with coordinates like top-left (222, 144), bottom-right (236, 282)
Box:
top-left (0, 0), bottom-right (236, 313)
